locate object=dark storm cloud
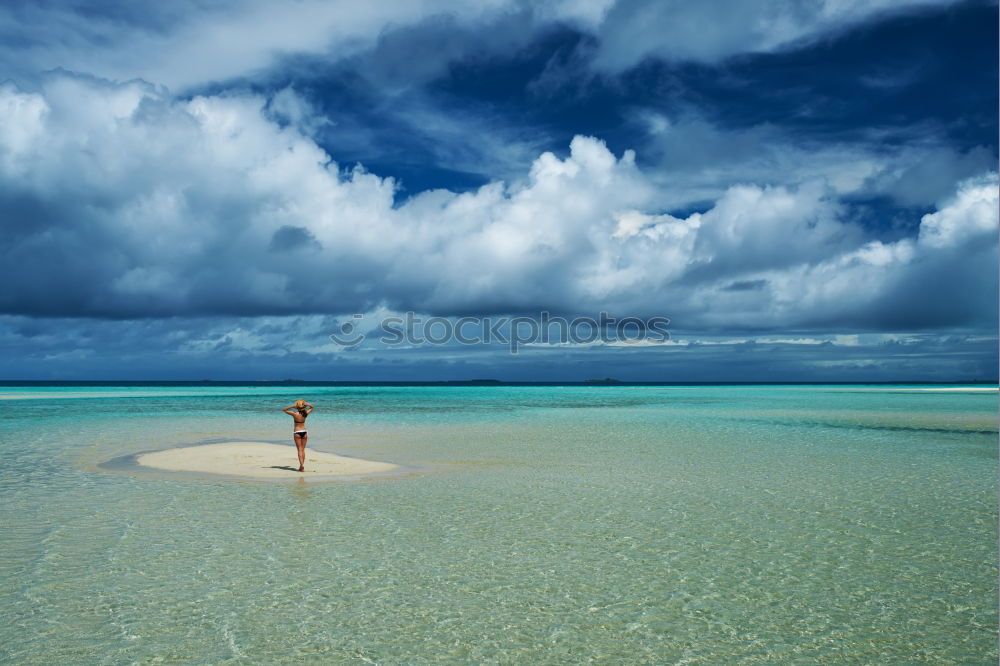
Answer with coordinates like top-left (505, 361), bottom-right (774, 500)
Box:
top-left (269, 225), bottom-right (322, 253)
top-left (0, 313), bottom-right (994, 381)
top-left (722, 280), bottom-right (769, 292)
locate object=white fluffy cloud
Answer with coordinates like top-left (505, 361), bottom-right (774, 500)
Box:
top-left (0, 72), bottom-right (995, 332)
top-left (917, 174), bottom-right (999, 249)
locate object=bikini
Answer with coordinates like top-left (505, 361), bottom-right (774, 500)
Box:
top-left (293, 408), bottom-right (308, 436)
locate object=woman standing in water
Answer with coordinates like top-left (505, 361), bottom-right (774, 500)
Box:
top-left (282, 399), bottom-right (314, 472)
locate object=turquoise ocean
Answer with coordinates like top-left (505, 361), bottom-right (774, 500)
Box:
top-left (0, 384), bottom-right (996, 664)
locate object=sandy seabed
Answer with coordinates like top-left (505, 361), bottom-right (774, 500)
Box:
top-left (136, 441), bottom-right (400, 479)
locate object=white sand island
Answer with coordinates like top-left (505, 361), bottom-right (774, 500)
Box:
top-left (136, 441), bottom-right (400, 480)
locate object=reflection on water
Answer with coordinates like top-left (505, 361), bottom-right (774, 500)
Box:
top-left (0, 385), bottom-right (996, 663)
top-left (289, 477), bottom-right (312, 499)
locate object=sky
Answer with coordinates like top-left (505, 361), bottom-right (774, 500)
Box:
top-left (0, 0), bottom-right (996, 381)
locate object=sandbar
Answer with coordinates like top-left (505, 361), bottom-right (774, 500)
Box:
top-left (136, 441), bottom-right (400, 479)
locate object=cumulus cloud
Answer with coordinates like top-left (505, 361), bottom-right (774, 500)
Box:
top-left (0, 71), bottom-right (995, 336)
top-left (747, 175), bottom-right (999, 330)
top-left (917, 174), bottom-right (999, 248)
top-left (574, 170), bottom-right (997, 333)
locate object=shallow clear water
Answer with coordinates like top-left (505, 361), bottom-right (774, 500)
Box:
top-left (1, 385), bottom-right (996, 664)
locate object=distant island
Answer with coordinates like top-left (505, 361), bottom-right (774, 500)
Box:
top-left (585, 378), bottom-right (621, 383)
top-left (445, 379), bottom-right (502, 384)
